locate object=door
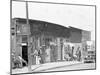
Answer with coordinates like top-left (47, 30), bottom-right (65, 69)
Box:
top-left (22, 35), bottom-right (28, 66)
top-left (22, 45), bottom-right (28, 66)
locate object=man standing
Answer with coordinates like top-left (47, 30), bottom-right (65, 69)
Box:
top-left (45, 46), bottom-right (51, 63)
top-left (76, 47), bottom-right (81, 61)
top-left (30, 49), bottom-right (40, 65)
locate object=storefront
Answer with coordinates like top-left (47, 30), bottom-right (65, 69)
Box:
top-left (11, 18), bottom-right (92, 69)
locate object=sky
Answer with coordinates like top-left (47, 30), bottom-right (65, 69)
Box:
top-left (12, 1), bottom-right (95, 40)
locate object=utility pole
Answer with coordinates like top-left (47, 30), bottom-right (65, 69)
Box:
top-left (26, 1), bottom-right (31, 71)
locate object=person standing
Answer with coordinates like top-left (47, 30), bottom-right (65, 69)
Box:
top-left (45, 46), bottom-right (51, 63)
top-left (30, 49), bottom-right (40, 65)
top-left (76, 47), bottom-right (81, 61)
top-left (39, 46), bottom-right (46, 64)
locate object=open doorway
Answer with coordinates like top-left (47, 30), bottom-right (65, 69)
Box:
top-left (22, 45), bottom-right (28, 66)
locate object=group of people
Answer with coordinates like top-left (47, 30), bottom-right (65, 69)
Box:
top-left (64, 46), bottom-right (82, 61)
top-left (12, 45), bottom-right (50, 69)
top-left (12, 44), bottom-right (83, 69)
top-left (30, 47), bottom-right (45, 65)
top-left (30, 45), bottom-right (57, 65)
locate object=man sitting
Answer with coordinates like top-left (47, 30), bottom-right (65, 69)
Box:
top-left (13, 55), bottom-right (28, 68)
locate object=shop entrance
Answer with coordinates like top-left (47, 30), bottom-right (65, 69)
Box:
top-left (22, 35), bottom-right (28, 66)
top-left (22, 45), bottom-right (28, 66)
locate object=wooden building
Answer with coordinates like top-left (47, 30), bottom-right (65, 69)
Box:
top-left (11, 18), bottom-right (91, 67)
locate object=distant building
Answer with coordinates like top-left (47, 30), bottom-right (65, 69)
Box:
top-left (82, 30), bottom-right (91, 42)
top-left (69, 26), bottom-right (82, 43)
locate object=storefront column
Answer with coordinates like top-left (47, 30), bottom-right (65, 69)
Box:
top-left (57, 38), bottom-right (61, 61)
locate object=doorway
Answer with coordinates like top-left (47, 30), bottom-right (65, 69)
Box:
top-left (22, 45), bottom-right (28, 66)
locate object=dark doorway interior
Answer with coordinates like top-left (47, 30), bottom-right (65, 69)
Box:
top-left (22, 46), bottom-right (28, 66)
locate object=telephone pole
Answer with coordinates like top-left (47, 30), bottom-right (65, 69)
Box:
top-left (26, 1), bottom-right (31, 71)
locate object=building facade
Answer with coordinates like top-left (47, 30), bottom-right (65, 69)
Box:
top-left (11, 18), bottom-right (91, 68)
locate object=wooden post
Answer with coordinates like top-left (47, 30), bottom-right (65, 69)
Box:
top-left (26, 1), bottom-right (31, 71)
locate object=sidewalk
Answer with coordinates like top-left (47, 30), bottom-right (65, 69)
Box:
top-left (31, 61), bottom-right (83, 72)
top-left (12, 61), bottom-right (83, 74)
